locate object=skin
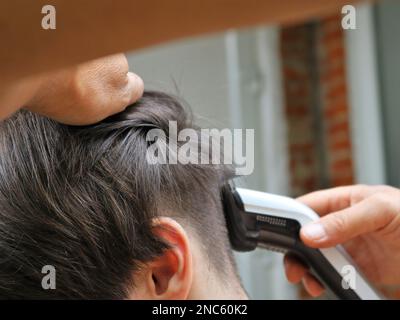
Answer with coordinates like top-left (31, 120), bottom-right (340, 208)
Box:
top-left (0, 0), bottom-right (363, 124)
top-left (1, 54), bottom-right (144, 125)
top-left (25, 54), bottom-right (144, 125)
top-left (1, 0), bottom-right (362, 83)
top-left (128, 218), bottom-right (247, 299)
top-left (283, 185), bottom-right (400, 298)
top-left (3, 0), bottom-right (399, 298)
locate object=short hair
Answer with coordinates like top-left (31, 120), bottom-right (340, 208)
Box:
top-left (0, 91), bottom-right (235, 299)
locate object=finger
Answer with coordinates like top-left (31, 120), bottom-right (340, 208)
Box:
top-left (82, 54), bottom-right (143, 114)
top-left (95, 71), bottom-right (143, 119)
top-left (300, 194), bottom-right (396, 248)
top-left (302, 272), bottom-right (325, 297)
top-left (126, 71), bottom-right (144, 105)
top-left (297, 185), bottom-right (368, 217)
top-left (106, 54), bottom-right (143, 106)
top-left (283, 254), bottom-right (308, 284)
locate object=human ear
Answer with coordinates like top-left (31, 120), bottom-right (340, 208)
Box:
top-left (130, 217), bottom-right (193, 300)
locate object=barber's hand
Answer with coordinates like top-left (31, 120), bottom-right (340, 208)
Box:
top-left (283, 185), bottom-right (400, 297)
top-left (24, 54), bottom-right (143, 125)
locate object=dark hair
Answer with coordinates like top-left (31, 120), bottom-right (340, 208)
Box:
top-left (0, 91), bottom-right (235, 299)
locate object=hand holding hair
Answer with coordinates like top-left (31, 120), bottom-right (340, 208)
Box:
top-left (1, 54), bottom-right (143, 125)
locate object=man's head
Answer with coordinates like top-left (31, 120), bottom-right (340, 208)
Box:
top-left (0, 91), bottom-right (246, 299)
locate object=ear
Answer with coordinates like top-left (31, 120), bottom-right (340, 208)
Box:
top-left (130, 217), bottom-right (193, 300)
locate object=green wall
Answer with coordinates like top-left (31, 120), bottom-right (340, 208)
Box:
top-left (375, 0), bottom-right (400, 187)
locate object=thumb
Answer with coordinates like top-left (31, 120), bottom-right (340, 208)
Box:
top-left (125, 72), bottom-right (144, 105)
top-left (300, 195), bottom-right (395, 248)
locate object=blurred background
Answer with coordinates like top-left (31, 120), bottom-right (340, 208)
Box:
top-left (127, 0), bottom-right (400, 299)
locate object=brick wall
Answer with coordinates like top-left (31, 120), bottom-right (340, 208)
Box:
top-left (317, 15), bottom-right (354, 187)
top-left (281, 14), bottom-right (354, 198)
top-left (281, 24), bottom-right (321, 197)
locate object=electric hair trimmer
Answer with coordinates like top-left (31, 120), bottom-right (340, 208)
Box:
top-left (221, 182), bottom-right (382, 300)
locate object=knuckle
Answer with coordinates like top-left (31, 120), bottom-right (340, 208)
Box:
top-left (372, 192), bottom-right (391, 207)
top-left (350, 185), bottom-right (368, 203)
top-left (327, 214), bottom-right (348, 235)
top-left (70, 70), bottom-right (90, 100)
top-left (109, 56), bottom-right (129, 79)
top-left (70, 82), bottom-right (105, 120)
top-left (371, 193), bottom-right (398, 219)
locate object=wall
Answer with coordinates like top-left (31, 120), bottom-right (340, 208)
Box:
top-left (375, 0), bottom-right (400, 187)
top-left (318, 15), bottom-right (355, 187)
top-left (281, 14), bottom-right (355, 199)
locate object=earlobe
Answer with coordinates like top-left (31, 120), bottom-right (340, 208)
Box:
top-left (146, 217), bottom-right (193, 299)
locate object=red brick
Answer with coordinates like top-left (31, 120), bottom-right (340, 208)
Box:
top-left (320, 64), bottom-right (345, 82)
top-left (326, 45), bottom-right (346, 62)
top-left (331, 176), bottom-right (354, 187)
top-left (325, 82), bottom-right (347, 100)
top-left (286, 108), bottom-right (310, 117)
top-left (302, 177), bottom-right (318, 191)
top-left (287, 85), bottom-right (310, 98)
top-left (290, 143), bottom-right (314, 153)
top-left (324, 103), bottom-right (349, 118)
top-left (329, 139), bottom-right (352, 151)
top-left (331, 158), bottom-right (353, 172)
top-left (321, 28), bottom-right (343, 45)
top-left (327, 119), bottom-right (350, 133)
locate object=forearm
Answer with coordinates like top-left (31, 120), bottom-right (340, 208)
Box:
top-left (1, 0), bottom-right (363, 84)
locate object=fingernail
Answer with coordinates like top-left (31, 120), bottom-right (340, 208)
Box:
top-left (302, 223), bottom-right (327, 240)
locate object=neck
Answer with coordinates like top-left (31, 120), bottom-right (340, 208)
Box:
top-left (187, 271), bottom-right (248, 299)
